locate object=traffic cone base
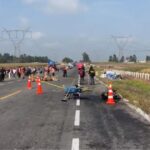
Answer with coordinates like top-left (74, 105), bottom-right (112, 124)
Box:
top-left (106, 96), bottom-right (115, 105)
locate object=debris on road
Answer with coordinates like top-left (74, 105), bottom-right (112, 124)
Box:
top-left (100, 70), bottom-right (122, 80)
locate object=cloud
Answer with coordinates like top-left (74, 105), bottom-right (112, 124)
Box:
top-left (44, 42), bottom-right (61, 48)
top-left (20, 17), bottom-right (30, 28)
top-left (23, 0), bottom-right (39, 4)
top-left (46, 0), bottom-right (88, 14)
top-left (31, 32), bottom-right (45, 40)
top-left (22, 0), bottom-right (88, 14)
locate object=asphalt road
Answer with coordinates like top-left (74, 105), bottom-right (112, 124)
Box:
top-left (0, 68), bottom-right (150, 150)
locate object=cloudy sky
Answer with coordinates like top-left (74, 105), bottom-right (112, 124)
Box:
top-left (0, 0), bottom-right (150, 61)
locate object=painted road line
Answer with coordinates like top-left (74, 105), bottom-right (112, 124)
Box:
top-left (74, 110), bottom-right (80, 126)
top-left (76, 99), bottom-right (80, 106)
top-left (0, 81), bottom-right (14, 86)
top-left (7, 81), bottom-right (14, 84)
top-left (42, 81), bottom-right (64, 89)
top-left (71, 138), bottom-right (79, 150)
top-left (0, 90), bottom-right (22, 100)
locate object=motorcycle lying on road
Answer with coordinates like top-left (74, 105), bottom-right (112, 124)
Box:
top-left (101, 89), bottom-right (122, 103)
top-left (62, 85), bottom-right (82, 101)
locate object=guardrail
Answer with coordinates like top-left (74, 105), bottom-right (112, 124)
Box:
top-left (104, 69), bottom-right (150, 81)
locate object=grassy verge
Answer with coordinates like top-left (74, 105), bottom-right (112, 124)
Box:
top-left (97, 76), bottom-right (150, 114)
top-left (93, 63), bottom-right (150, 114)
top-left (84, 63), bottom-right (150, 114)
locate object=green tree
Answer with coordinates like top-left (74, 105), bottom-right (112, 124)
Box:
top-left (112, 54), bottom-right (118, 62)
top-left (82, 52), bottom-right (91, 62)
top-left (108, 56), bottom-right (113, 62)
top-left (132, 54), bottom-right (137, 62)
top-left (146, 56), bottom-right (150, 62)
top-left (120, 56), bottom-right (125, 63)
top-left (128, 54), bottom-right (137, 62)
top-left (0, 52), bottom-right (49, 63)
top-left (62, 57), bottom-right (73, 63)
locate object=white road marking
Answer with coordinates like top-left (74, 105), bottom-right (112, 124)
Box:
top-left (71, 138), bottom-right (79, 150)
top-left (0, 81), bottom-right (14, 86)
top-left (7, 81), bottom-right (14, 84)
top-left (76, 99), bottom-right (80, 106)
top-left (74, 110), bottom-right (80, 126)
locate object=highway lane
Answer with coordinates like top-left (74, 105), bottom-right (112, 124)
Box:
top-left (0, 69), bottom-right (76, 99)
top-left (78, 85), bottom-right (150, 150)
top-left (0, 68), bottom-right (150, 150)
top-left (0, 79), bottom-right (25, 100)
top-left (0, 68), bottom-right (79, 149)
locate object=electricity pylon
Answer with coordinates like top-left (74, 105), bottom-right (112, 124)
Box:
top-left (112, 35), bottom-right (131, 61)
top-left (2, 28), bottom-right (31, 62)
top-left (0, 29), bottom-right (4, 41)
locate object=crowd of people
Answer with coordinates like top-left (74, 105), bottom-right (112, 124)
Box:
top-left (0, 62), bottom-right (96, 85)
top-left (0, 65), bottom-right (59, 81)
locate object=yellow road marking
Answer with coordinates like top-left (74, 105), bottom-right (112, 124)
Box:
top-left (81, 87), bottom-right (91, 92)
top-left (42, 81), bottom-right (64, 89)
top-left (43, 77), bottom-right (76, 89)
top-left (0, 90), bottom-right (22, 100)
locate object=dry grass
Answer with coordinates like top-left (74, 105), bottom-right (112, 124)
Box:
top-left (93, 62), bottom-right (150, 73)
top-left (0, 63), bottom-right (47, 68)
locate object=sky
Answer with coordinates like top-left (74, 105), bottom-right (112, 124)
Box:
top-left (0, 0), bottom-right (150, 61)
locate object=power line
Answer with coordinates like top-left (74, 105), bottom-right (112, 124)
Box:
top-left (1, 28), bottom-right (31, 62)
top-left (111, 35), bottom-right (131, 60)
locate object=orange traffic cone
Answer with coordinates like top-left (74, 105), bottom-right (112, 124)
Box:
top-left (36, 79), bottom-right (43, 94)
top-left (27, 76), bottom-right (32, 89)
top-left (106, 82), bottom-right (115, 105)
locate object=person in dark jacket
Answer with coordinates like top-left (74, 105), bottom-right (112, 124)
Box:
top-left (0, 67), bottom-right (6, 81)
top-left (88, 65), bottom-right (95, 85)
top-left (63, 67), bottom-right (67, 77)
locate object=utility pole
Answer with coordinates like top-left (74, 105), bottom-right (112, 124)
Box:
top-left (1, 28), bottom-right (31, 62)
top-left (112, 35), bottom-right (131, 61)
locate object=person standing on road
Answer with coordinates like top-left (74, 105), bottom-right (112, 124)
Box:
top-left (0, 67), bottom-right (6, 81)
top-left (63, 66), bottom-right (67, 77)
top-left (88, 65), bottom-right (95, 85)
top-left (12, 68), bottom-right (17, 78)
top-left (17, 67), bottom-right (21, 79)
top-left (78, 67), bottom-right (85, 85)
